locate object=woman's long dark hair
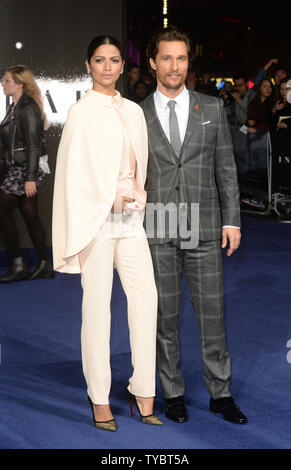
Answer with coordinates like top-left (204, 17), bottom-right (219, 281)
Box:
top-left (253, 78), bottom-right (274, 106)
top-left (87, 35), bottom-right (124, 63)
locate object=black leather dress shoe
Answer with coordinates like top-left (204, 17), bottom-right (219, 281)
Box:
top-left (0, 257), bottom-right (29, 283)
top-left (210, 396), bottom-right (248, 424)
top-left (27, 260), bottom-right (54, 280)
top-left (165, 396), bottom-right (188, 423)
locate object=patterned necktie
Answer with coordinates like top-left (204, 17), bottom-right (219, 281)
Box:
top-left (168, 100), bottom-right (182, 157)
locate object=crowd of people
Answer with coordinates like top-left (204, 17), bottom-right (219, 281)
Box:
top-left (126, 58), bottom-right (291, 215)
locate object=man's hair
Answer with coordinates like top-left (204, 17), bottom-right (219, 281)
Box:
top-left (233, 72), bottom-right (249, 83)
top-left (273, 66), bottom-right (288, 76)
top-left (279, 77), bottom-right (289, 85)
top-left (146, 26), bottom-right (193, 63)
top-left (127, 63), bottom-right (140, 72)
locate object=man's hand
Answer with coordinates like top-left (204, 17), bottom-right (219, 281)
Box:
top-left (277, 121), bottom-right (288, 129)
top-left (273, 100), bottom-right (285, 113)
top-left (264, 58), bottom-right (279, 70)
top-left (221, 227), bottom-right (241, 256)
top-left (231, 91), bottom-right (242, 103)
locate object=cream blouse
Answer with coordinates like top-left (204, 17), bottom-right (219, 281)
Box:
top-left (97, 92), bottom-right (146, 239)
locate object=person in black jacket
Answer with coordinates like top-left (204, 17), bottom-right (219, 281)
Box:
top-left (0, 65), bottom-right (53, 282)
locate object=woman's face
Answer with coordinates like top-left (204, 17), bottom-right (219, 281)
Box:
top-left (260, 80), bottom-right (273, 99)
top-left (86, 44), bottom-right (124, 94)
top-left (1, 71), bottom-right (23, 97)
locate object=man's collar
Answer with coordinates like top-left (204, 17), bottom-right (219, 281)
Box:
top-left (154, 86), bottom-right (189, 109)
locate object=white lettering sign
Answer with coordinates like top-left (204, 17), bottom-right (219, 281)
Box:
top-left (0, 75), bottom-right (92, 125)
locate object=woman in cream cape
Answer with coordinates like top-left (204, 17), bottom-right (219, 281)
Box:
top-left (52, 35), bottom-right (162, 431)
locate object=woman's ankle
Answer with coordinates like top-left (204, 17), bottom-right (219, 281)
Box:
top-left (92, 403), bottom-right (114, 421)
top-left (136, 396), bottom-right (154, 416)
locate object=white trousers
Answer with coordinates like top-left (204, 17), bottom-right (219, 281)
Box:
top-left (79, 234), bottom-right (158, 404)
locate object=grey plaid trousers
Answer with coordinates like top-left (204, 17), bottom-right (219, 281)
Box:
top-left (150, 239), bottom-right (231, 400)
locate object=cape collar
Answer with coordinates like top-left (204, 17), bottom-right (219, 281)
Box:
top-left (85, 89), bottom-right (123, 108)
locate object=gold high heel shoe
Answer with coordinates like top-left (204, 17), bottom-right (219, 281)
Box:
top-left (88, 396), bottom-right (117, 432)
top-left (127, 390), bottom-right (163, 425)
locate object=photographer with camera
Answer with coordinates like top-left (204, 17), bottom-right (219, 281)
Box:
top-left (219, 73), bottom-right (256, 174)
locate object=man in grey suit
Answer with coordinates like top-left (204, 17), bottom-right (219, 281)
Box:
top-left (140, 26), bottom-right (247, 424)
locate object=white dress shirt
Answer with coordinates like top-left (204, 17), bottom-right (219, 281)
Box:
top-left (154, 86), bottom-right (189, 144)
top-left (153, 86), bottom-right (239, 230)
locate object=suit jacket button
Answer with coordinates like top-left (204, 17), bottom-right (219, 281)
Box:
top-left (178, 163), bottom-right (182, 168)
top-left (175, 185), bottom-right (180, 190)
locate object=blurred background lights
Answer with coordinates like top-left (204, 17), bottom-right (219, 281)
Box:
top-left (15, 41), bottom-right (23, 49)
top-left (163, 0), bottom-right (168, 28)
top-left (163, 0), bottom-right (167, 15)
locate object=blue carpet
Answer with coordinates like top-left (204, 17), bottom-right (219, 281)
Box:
top-left (0, 215), bottom-right (291, 449)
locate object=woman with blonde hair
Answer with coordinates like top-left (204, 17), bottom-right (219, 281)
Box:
top-left (0, 65), bottom-right (53, 282)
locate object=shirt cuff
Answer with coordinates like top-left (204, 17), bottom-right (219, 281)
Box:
top-left (223, 225), bottom-right (240, 229)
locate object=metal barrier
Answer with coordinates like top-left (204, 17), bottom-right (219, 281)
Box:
top-left (269, 130), bottom-right (291, 217)
top-left (237, 130), bottom-right (291, 219)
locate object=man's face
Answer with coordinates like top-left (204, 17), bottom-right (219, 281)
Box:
top-left (233, 78), bottom-right (248, 97)
top-left (150, 40), bottom-right (188, 93)
top-left (135, 82), bottom-right (148, 98)
top-left (279, 82), bottom-right (287, 101)
top-left (274, 69), bottom-right (287, 85)
top-left (128, 67), bottom-right (140, 84)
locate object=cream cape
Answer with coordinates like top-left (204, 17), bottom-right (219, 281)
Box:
top-left (52, 89), bottom-right (148, 273)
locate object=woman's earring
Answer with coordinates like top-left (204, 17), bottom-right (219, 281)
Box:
top-left (120, 69), bottom-right (124, 75)
top-left (87, 68), bottom-right (90, 74)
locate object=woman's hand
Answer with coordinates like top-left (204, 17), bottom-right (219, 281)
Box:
top-left (25, 181), bottom-right (37, 198)
top-left (247, 119), bottom-right (256, 126)
top-left (248, 127), bottom-right (257, 134)
top-left (121, 196), bottom-right (135, 209)
top-left (111, 195), bottom-right (135, 213)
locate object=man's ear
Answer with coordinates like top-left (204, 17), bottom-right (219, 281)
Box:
top-left (149, 58), bottom-right (157, 71)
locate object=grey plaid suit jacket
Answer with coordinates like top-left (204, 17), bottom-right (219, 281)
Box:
top-left (140, 90), bottom-right (240, 244)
